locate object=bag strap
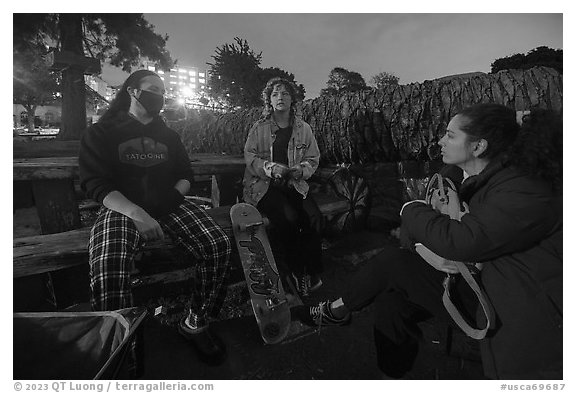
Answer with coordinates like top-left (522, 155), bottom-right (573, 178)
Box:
top-left (442, 264), bottom-right (495, 339)
top-left (435, 173), bottom-right (496, 340)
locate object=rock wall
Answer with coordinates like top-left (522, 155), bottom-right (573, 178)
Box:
top-left (175, 66), bottom-right (562, 165)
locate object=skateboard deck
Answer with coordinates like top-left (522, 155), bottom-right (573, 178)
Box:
top-left (230, 203), bottom-right (291, 344)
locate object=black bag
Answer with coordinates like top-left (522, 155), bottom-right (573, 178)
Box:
top-left (416, 173), bottom-right (495, 340)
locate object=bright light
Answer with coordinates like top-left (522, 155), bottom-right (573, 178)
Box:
top-left (199, 73), bottom-right (205, 77)
top-left (181, 86), bottom-right (193, 97)
top-left (177, 97), bottom-right (185, 105)
top-left (157, 70), bottom-right (164, 75)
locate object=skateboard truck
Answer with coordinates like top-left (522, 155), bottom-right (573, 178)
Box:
top-left (238, 216), bottom-right (270, 232)
top-left (266, 296), bottom-right (287, 309)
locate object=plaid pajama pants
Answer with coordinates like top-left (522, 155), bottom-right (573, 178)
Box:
top-left (88, 199), bottom-right (232, 329)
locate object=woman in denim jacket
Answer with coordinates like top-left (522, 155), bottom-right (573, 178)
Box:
top-left (243, 77), bottom-right (323, 296)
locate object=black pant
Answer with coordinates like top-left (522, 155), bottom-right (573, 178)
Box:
top-left (342, 245), bottom-right (475, 377)
top-left (257, 185), bottom-right (323, 277)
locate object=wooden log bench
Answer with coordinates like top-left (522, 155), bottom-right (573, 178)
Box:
top-left (13, 198), bottom-right (352, 280)
top-left (13, 147), bottom-right (370, 310)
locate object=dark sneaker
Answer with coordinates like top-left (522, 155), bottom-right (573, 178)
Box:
top-left (177, 318), bottom-right (227, 366)
top-left (291, 273), bottom-right (309, 297)
top-left (308, 274), bottom-right (323, 292)
top-left (300, 300), bottom-right (351, 327)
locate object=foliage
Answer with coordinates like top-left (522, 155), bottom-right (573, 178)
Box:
top-left (13, 13), bottom-right (175, 139)
top-left (490, 46), bottom-right (562, 74)
top-left (207, 37), bottom-right (305, 109)
top-left (369, 71), bottom-right (400, 90)
top-left (13, 14), bottom-right (174, 73)
top-left (320, 67), bottom-right (368, 96)
top-left (13, 44), bottom-right (60, 132)
top-left (207, 37), bottom-right (262, 108)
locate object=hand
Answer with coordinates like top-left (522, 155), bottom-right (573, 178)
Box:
top-left (459, 202), bottom-right (470, 219)
top-left (289, 164), bottom-right (303, 180)
top-left (271, 163), bottom-right (289, 179)
top-left (131, 208), bottom-right (165, 242)
top-left (414, 243), bottom-right (460, 274)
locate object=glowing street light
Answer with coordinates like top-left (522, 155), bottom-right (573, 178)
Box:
top-left (181, 86), bottom-right (194, 98)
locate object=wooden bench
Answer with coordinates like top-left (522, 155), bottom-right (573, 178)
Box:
top-left (13, 198), bottom-right (351, 279)
top-left (13, 147), bottom-right (369, 312)
top-left (13, 154), bottom-right (246, 234)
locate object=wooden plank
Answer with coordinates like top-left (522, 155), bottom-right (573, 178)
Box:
top-left (13, 197), bottom-right (350, 279)
top-left (13, 155), bottom-right (245, 181)
top-left (13, 206), bottom-right (234, 278)
top-left (13, 157), bottom-right (79, 180)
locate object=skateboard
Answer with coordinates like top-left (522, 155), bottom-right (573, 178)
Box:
top-left (230, 203), bottom-right (291, 344)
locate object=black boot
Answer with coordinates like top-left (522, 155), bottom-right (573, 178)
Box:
top-left (373, 328), bottom-right (419, 379)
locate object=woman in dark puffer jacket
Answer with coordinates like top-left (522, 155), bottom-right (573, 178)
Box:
top-left (300, 104), bottom-right (562, 379)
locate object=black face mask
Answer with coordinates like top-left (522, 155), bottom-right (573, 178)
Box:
top-left (136, 90), bottom-right (164, 116)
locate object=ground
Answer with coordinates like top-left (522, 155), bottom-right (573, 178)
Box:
top-left (13, 205), bottom-right (484, 380)
top-left (124, 230), bottom-right (485, 380)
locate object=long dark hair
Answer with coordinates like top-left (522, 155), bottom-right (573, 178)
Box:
top-left (98, 69), bottom-right (159, 125)
top-left (508, 108), bottom-right (562, 191)
top-left (259, 77), bottom-right (301, 122)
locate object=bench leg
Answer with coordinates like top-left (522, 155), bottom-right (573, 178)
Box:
top-left (211, 174), bottom-right (239, 207)
top-left (32, 179), bottom-right (81, 234)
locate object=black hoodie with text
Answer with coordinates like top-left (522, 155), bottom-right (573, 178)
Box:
top-left (79, 112), bottom-right (194, 218)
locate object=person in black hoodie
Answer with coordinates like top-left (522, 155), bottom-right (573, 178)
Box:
top-left (298, 104), bottom-right (562, 379)
top-left (80, 70), bottom-right (231, 366)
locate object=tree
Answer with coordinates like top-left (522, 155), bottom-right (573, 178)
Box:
top-left (490, 46), bottom-right (562, 74)
top-left (207, 37), bottom-right (263, 108)
top-left (13, 44), bottom-right (60, 132)
top-left (207, 38), bottom-right (306, 108)
top-left (369, 71), bottom-right (400, 90)
top-left (13, 14), bottom-right (174, 140)
top-left (320, 67), bottom-right (368, 96)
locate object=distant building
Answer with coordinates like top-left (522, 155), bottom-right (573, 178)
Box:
top-left (13, 104), bottom-right (61, 129)
top-left (141, 61), bottom-right (209, 103)
top-left (86, 75), bottom-right (117, 103)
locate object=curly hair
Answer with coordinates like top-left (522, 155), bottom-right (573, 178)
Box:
top-left (457, 103), bottom-right (520, 160)
top-left (508, 108), bottom-right (562, 191)
top-left (259, 77), bottom-right (301, 121)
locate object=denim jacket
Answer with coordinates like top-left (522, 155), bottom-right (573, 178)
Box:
top-left (243, 116), bottom-right (320, 205)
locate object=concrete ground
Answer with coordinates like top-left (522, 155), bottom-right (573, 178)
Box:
top-left (130, 230), bottom-right (485, 380)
